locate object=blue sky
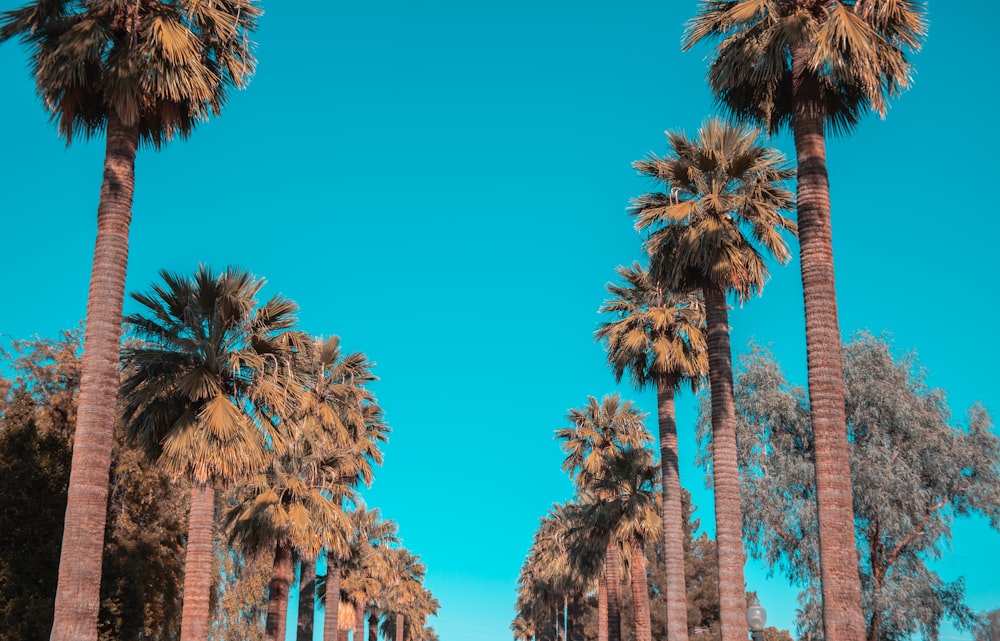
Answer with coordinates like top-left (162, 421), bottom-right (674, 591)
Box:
top-left (1, 2), bottom-right (998, 641)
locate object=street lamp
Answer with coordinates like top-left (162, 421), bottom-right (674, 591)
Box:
top-left (746, 601), bottom-right (767, 641)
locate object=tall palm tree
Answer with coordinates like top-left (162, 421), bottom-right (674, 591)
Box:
top-left (597, 261), bottom-right (707, 641)
top-left (341, 507), bottom-right (399, 641)
top-left (683, 6), bottom-right (927, 640)
top-left (0, 6), bottom-right (260, 639)
top-left (631, 119), bottom-right (795, 641)
top-left (556, 394), bottom-right (651, 641)
top-left (379, 548), bottom-right (433, 641)
top-left (120, 265), bottom-right (302, 641)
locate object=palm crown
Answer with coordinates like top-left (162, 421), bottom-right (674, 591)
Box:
top-left (0, 0), bottom-right (260, 144)
top-left (683, 0), bottom-right (927, 134)
top-left (631, 118), bottom-right (796, 298)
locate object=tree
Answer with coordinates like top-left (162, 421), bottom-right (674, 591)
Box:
top-left (711, 333), bottom-right (999, 641)
top-left (0, 5), bottom-right (261, 638)
top-left (976, 609), bottom-right (1000, 641)
top-left (683, 6), bottom-right (928, 640)
top-left (556, 394), bottom-right (652, 641)
top-left (597, 261), bottom-right (707, 641)
top-left (341, 507), bottom-right (400, 641)
top-left (120, 266), bottom-right (303, 641)
top-left (208, 535), bottom-right (271, 641)
top-left (631, 118), bottom-right (795, 641)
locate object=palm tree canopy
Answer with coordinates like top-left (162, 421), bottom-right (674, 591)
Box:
top-left (631, 118), bottom-right (796, 300)
top-left (120, 265), bottom-right (304, 484)
top-left (683, 0), bottom-right (927, 134)
top-left (556, 394), bottom-right (651, 492)
top-left (597, 261), bottom-right (708, 392)
top-left (0, 0), bottom-right (261, 145)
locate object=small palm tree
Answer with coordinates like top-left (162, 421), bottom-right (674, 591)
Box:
top-left (631, 119), bottom-right (795, 641)
top-left (120, 265), bottom-right (302, 641)
top-left (556, 394), bottom-right (651, 641)
top-left (597, 261), bottom-right (706, 641)
top-left (683, 6), bottom-right (927, 639)
top-left (1, 6), bottom-right (261, 637)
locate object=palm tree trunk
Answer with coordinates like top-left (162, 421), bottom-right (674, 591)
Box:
top-left (355, 600), bottom-right (365, 641)
top-left (598, 572), bottom-right (608, 641)
top-left (298, 556), bottom-right (317, 641)
top-left (49, 111), bottom-right (139, 641)
top-left (567, 589), bottom-right (584, 641)
top-left (605, 542), bottom-right (622, 641)
top-left (368, 611), bottom-right (379, 641)
top-left (629, 536), bottom-right (653, 641)
top-left (656, 375), bottom-right (690, 641)
top-left (180, 480), bottom-right (216, 641)
top-left (323, 556), bottom-right (342, 641)
top-left (701, 283), bottom-right (748, 641)
top-left (395, 613), bottom-right (404, 641)
top-left (265, 544), bottom-right (294, 641)
top-left (791, 41), bottom-right (865, 641)
top-left (339, 627), bottom-right (350, 641)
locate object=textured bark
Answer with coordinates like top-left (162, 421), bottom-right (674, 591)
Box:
top-left (323, 556), bottom-right (342, 641)
top-left (791, 41), bottom-right (865, 641)
top-left (702, 283), bottom-right (748, 641)
top-left (604, 542), bottom-right (622, 641)
top-left (368, 612), bottom-right (379, 641)
top-left (180, 481), bottom-right (216, 641)
top-left (355, 600), bottom-right (365, 641)
top-left (395, 613), bottom-right (404, 641)
top-left (266, 544), bottom-right (295, 641)
top-left (339, 627), bottom-right (350, 641)
top-left (598, 570), bottom-right (608, 641)
top-left (656, 376), bottom-right (690, 641)
top-left (49, 112), bottom-right (139, 641)
top-left (298, 556), bottom-right (317, 641)
top-left (567, 589), bottom-right (585, 641)
top-left (629, 537), bottom-right (653, 641)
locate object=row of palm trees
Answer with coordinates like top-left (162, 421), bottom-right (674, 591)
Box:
top-left (513, 1), bottom-right (929, 640)
top-left (117, 264), bottom-right (437, 641)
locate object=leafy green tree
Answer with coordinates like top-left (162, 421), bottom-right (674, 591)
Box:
top-left (632, 118), bottom-right (795, 641)
top-left (1, 5), bottom-right (261, 637)
top-left (683, 6), bottom-right (928, 640)
top-left (208, 535), bottom-right (270, 641)
top-left (597, 262), bottom-right (707, 641)
top-left (708, 333), bottom-right (999, 641)
top-left (121, 266), bottom-right (304, 641)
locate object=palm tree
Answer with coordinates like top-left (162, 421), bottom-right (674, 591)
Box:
top-left (556, 394), bottom-right (651, 641)
top-left (683, 6), bottom-right (927, 640)
top-left (379, 548), bottom-right (434, 641)
top-left (341, 507), bottom-right (400, 641)
top-left (585, 448), bottom-right (661, 641)
top-left (631, 119), bottom-right (795, 641)
top-left (597, 261), bottom-right (707, 641)
top-left (0, 6), bottom-right (260, 639)
top-left (120, 265), bottom-right (302, 641)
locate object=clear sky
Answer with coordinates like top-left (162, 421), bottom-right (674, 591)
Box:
top-left (1, 3), bottom-right (998, 641)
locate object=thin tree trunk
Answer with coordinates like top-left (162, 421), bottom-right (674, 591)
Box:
top-left (598, 571), bottom-right (609, 641)
top-left (266, 544), bottom-right (295, 641)
top-left (180, 480), bottom-right (216, 641)
top-left (395, 613), bottom-right (404, 641)
top-left (339, 627), bottom-right (350, 641)
top-left (656, 375), bottom-right (690, 641)
top-left (701, 283), bottom-right (748, 641)
top-left (629, 536), bottom-right (653, 641)
top-left (791, 41), bottom-right (864, 641)
top-left (368, 611), bottom-right (379, 641)
top-left (323, 556), bottom-right (342, 641)
top-left (605, 542), bottom-right (622, 641)
top-left (355, 600), bottom-right (365, 641)
top-left (298, 556), bottom-right (317, 641)
top-left (49, 111), bottom-right (139, 641)
top-left (567, 589), bottom-right (585, 641)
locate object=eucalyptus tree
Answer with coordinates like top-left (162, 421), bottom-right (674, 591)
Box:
top-left (120, 266), bottom-right (302, 641)
top-left (556, 394), bottom-right (651, 641)
top-left (712, 334), bottom-right (999, 641)
top-left (597, 261), bottom-right (706, 641)
top-left (683, 6), bottom-right (927, 639)
top-left (1, 5), bottom-right (260, 636)
top-left (631, 119), bottom-right (795, 641)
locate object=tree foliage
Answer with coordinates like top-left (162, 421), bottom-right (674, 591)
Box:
top-left (701, 333), bottom-right (999, 641)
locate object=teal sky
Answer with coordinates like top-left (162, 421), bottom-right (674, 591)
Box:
top-left (1, 3), bottom-right (998, 641)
